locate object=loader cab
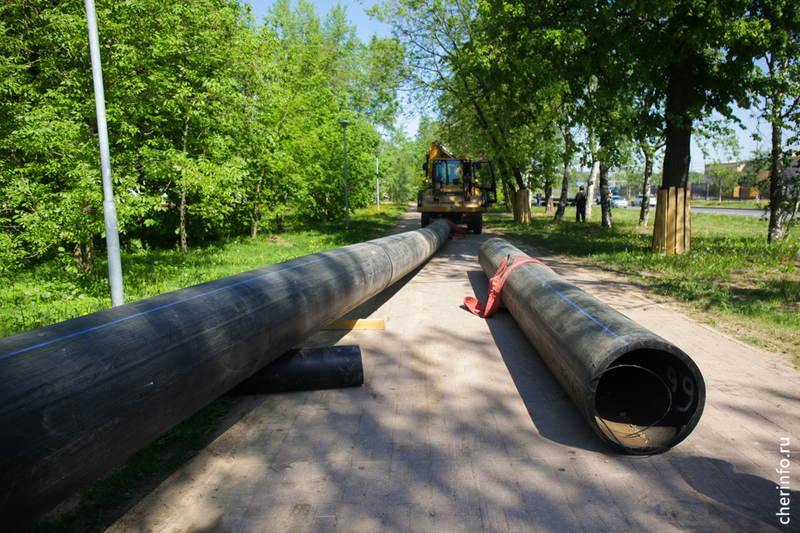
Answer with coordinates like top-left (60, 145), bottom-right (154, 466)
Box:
top-left (435, 160), bottom-right (467, 184)
top-left (423, 159), bottom-right (471, 186)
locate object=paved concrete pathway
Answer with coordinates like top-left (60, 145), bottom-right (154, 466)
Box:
top-left (108, 208), bottom-right (800, 533)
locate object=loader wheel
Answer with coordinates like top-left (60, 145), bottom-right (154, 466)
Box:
top-left (421, 212), bottom-right (431, 228)
top-left (472, 213), bottom-right (483, 234)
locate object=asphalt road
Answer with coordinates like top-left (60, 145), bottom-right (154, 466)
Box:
top-left (617, 205), bottom-right (765, 218)
top-left (690, 206), bottom-right (766, 218)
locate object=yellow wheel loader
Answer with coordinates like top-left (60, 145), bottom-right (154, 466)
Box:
top-left (417, 141), bottom-right (497, 234)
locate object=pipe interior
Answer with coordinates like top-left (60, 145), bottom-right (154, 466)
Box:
top-left (593, 349), bottom-right (701, 451)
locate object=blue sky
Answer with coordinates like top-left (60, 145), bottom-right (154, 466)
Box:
top-left (243, 0), bottom-right (391, 41)
top-left (241, 0), bottom-right (766, 171)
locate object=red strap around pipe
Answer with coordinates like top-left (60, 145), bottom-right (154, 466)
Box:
top-left (442, 219), bottom-right (466, 240)
top-left (464, 255), bottom-right (553, 318)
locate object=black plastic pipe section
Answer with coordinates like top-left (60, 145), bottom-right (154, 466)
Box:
top-left (478, 238), bottom-right (705, 455)
top-left (0, 220), bottom-right (450, 531)
top-left (228, 345), bottom-right (363, 395)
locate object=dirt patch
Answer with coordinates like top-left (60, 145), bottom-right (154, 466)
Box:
top-left (267, 235), bottom-right (293, 246)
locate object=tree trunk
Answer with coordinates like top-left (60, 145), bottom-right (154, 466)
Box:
top-left (599, 163), bottom-right (612, 229)
top-left (179, 112), bottom-right (191, 254)
top-left (512, 164), bottom-right (526, 191)
top-left (141, 221), bottom-right (148, 249)
top-left (544, 176), bottom-right (554, 214)
top-left (661, 52), bottom-right (694, 190)
top-left (584, 132), bottom-right (598, 220)
top-left (497, 157), bottom-right (517, 212)
top-left (553, 128), bottom-right (572, 224)
top-left (73, 201), bottom-right (96, 273)
top-left (272, 190), bottom-right (287, 233)
top-left (513, 188), bottom-right (531, 223)
top-left (553, 159), bottom-right (571, 224)
top-left (655, 51), bottom-right (694, 252)
top-left (501, 178), bottom-right (511, 213)
top-left (511, 165), bottom-right (530, 223)
top-left (179, 187), bottom-right (188, 254)
top-left (586, 160), bottom-right (599, 220)
top-left (497, 157), bottom-right (517, 215)
top-left (73, 242), bottom-right (94, 274)
top-left (652, 187), bottom-right (691, 254)
top-left (252, 167), bottom-right (265, 240)
top-left (639, 146), bottom-right (654, 226)
top-left (768, 82), bottom-right (786, 243)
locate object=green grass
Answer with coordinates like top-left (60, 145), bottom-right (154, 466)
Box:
top-left (486, 206), bottom-right (800, 365)
top-left (1, 204), bottom-right (408, 339)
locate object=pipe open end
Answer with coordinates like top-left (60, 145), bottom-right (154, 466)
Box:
top-left (592, 349), bottom-right (704, 454)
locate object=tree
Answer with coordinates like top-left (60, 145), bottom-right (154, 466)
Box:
top-left (0, 0), bottom-right (147, 272)
top-left (622, 1), bottom-right (765, 252)
top-left (135, 1), bottom-right (251, 253)
top-left (0, 0), bottom-right (396, 276)
top-left (707, 163), bottom-right (740, 201)
top-left (260, 0), bottom-right (386, 227)
top-left (455, 0), bottom-right (640, 229)
top-left (380, 130), bottom-right (423, 203)
top-left (747, 0), bottom-right (800, 241)
top-left (464, 0), bottom-right (769, 245)
top-left (371, 0), bottom-right (534, 223)
top-left (636, 138), bottom-right (664, 226)
top-left (551, 120), bottom-right (577, 225)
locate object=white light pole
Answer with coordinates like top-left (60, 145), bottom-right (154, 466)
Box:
top-left (85, 0), bottom-right (124, 306)
top-left (339, 119), bottom-right (350, 229)
top-left (374, 149), bottom-right (381, 213)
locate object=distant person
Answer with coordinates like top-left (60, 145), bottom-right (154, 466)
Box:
top-left (575, 186), bottom-right (587, 222)
top-left (536, 191), bottom-right (542, 207)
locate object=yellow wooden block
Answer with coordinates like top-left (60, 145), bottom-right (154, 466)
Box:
top-left (323, 319), bottom-right (385, 331)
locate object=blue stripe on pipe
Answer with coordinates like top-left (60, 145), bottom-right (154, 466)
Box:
top-left (488, 239), bottom-right (628, 345)
top-left (1, 232), bottom-right (427, 361)
top-left (502, 289), bottom-right (589, 390)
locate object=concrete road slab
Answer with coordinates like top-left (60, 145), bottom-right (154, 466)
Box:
top-left (107, 208), bottom-right (800, 533)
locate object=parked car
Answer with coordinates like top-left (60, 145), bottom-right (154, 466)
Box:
top-left (610, 195), bottom-right (628, 208)
top-left (595, 192), bottom-right (615, 205)
top-left (595, 193), bottom-right (610, 205)
top-left (631, 194), bottom-right (657, 207)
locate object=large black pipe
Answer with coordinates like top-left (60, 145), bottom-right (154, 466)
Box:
top-left (228, 345), bottom-right (364, 395)
top-left (0, 220), bottom-right (450, 531)
top-left (477, 238), bottom-right (705, 455)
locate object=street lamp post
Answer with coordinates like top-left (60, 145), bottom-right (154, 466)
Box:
top-left (374, 149), bottom-right (381, 213)
top-left (85, 0), bottom-right (124, 307)
top-left (339, 119), bottom-right (350, 229)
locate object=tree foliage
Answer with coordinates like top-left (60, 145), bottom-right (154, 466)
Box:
top-left (374, 0), bottom-right (796, 244)
top-left (0, 0), bottom-right (403, 274)
top-left (745, 0), bottom-right (800, 241)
